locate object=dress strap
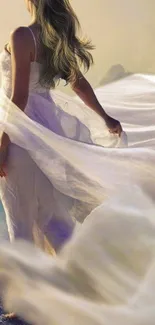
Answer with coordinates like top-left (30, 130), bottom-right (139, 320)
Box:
top-left (27, 27), bottom-right (37, 62)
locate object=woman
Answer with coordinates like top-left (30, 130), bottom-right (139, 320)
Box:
top-left (0, 0), bottom-right (123, 253)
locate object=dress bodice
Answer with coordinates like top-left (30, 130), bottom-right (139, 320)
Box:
top-left (0, 49), bottom-right (49, 98)
top-left (0, 48), bottom-right (61, 126)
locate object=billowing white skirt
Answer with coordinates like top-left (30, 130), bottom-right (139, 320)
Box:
top-left (0, 74), bottom-right (155, 324)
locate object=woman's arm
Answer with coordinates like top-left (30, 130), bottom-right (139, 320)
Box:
top-left (10, 27), bottom-right (32, 110)
top-left (0, 27), bottom-right (32, 151)
top-left (0, 133), bottom-right (10, 149)
top-left (71, 73), bottom-right (122, 135)
top-left (0, 132), bottom-right (10, 177)
top-left (0, 27), bottom-right (32, 177)
top-left (71, 72), bottom-right (107, 119)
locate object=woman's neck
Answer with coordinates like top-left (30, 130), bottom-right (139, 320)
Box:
top-left (30, 5), bottom-right (37, 24)
top-left (30, 15), bottom-right (37, 24)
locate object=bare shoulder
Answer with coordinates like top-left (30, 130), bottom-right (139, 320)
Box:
top-left (11, 27), bottom-right (30, 42)
top-left (10, 27), bottom-right (32, 55)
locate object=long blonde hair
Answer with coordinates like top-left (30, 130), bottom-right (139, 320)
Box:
top-left (35, 0), bottom-right (94, 88)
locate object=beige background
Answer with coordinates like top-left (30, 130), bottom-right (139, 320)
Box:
top-left (0, 0), bottom-right (155, 93)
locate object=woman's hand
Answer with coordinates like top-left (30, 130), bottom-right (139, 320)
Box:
top-left (0, 147), bottom-right (7, 177)
top-left (104, 114), bottom-right (122, 136)
top-left (71, 74), bottom-right (123, 137)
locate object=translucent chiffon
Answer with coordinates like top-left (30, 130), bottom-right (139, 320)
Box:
top-left (0, 188), bottom-right (155, 325)
top-left (0, 75), bottom-right (155, 324)
top-left (0, 49), bottom-right (127, 248)
top-left (0, 45), bottom-right (155, 324)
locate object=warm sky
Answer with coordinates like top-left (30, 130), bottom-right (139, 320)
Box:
top-left (0, 0), bottom-right (155, 91)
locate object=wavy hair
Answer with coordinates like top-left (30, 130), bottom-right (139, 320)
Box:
top-left (34, 0), bottom-right (94, 88)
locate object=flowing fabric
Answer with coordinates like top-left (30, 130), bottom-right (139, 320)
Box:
top-left (0, 189), bottom-right (155, 325)
top-left (0, 44), bottom-right (155, 324)
top-left (0, 47), bottom-right (127, 250)
top-left (0, 74), bottom-right (155, 324)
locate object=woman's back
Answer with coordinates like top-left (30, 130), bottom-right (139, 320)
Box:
top-left (0, 25), bottom-right (49, 98)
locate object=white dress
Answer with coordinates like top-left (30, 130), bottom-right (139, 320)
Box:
top-left (0, 28), bottom-right (155, 325)
top-left (0, 28), bottom-right (126, 252)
